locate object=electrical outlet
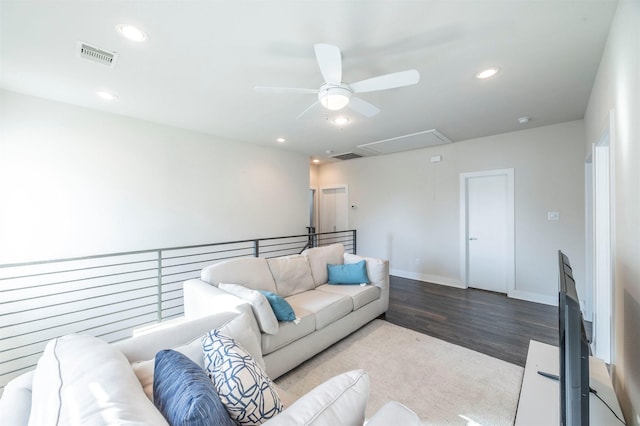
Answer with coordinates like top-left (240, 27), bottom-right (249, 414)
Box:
top-left (414, 258), bottom-right (420, 265)
top-left (547, 211), bottom-right (560, 221)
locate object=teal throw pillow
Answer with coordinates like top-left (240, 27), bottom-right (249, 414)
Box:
top-left (327, 260), bottom-right (370, 285)
top-left (259, 290), bottom-right (296, 321)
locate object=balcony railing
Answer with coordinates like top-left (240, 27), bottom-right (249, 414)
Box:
top-left (0, 230), bottom-right (356, 393)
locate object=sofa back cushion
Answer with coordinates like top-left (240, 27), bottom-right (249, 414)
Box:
top-left (267, 255), bottom-right (315, 297)
top-left (201, 257), bottom-right (278, 293)
top-left (302, 243), bottom-right (345, 286)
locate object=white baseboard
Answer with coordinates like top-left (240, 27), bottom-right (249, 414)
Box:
top-left (390, 269), bottom-right (466, 289)
top-left (507, 289), bottom-right (557, 306)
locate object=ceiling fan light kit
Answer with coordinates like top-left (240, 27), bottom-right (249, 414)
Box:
top-left (318, 84), bottom-right (352, 110)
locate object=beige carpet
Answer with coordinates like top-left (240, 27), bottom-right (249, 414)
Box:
top-left (275, 320), bottom-right (523, 425)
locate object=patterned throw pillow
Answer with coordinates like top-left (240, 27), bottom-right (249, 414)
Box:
top-left (202, 330), bottom-right (283, 425)
top-left (153, 350), bottom-right (235, 426)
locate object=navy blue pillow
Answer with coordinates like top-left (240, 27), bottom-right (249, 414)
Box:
top-left (153, 349), bottom-right (235, 426)
top-left (259, 290), bottom-right (296, 321)
top-left (327, 260), bottom-right (370, 285)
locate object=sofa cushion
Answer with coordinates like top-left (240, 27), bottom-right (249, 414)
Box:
top-left (133, 313), bottom-right (264, 401)
top-left (285, 290), bottom-right (352, 330)
top-left (264, 370), bottom-right (369, 426)
top-left (219, 283), bottom-right (279, 335)
top-left (201, 257), bottom-right (278, 293)
top-left (203, 329), bottom-right (283, 425)
top-left (344, 253), bottom-right (387, 286)
top-left (259, 290), bottom-right (296, 321)
top-left (28, 334), bottom-right (169, 426)
top-left (302, 243), bottom-right (345, 286)
top-left (327, 259), bottom-right (369, 284)
top-left (261, 306), bottom-right (316, 355)
top-left (154, 349), bottom-right (235, 426)
top-left (267, 255), bottom-right (316, 297)
top-left (316, 284), bottom-right (381, 310)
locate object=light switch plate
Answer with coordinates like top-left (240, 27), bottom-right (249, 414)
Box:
top-left (547, 211), bottom-right (560, 221)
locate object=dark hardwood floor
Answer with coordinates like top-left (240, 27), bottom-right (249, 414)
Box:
top-left (385, 276), bottom-right (562, 367)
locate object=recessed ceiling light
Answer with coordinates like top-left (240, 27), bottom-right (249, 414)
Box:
top-left (312, 159), bottom-right (320, 164)
top-left (96, 90), bottom-right (117, 100)
top-left (475, 67), bottom-right (500, 79)
top-left (276, 138), bottom-right (286, 143)
top-left (518, 116), bottom-right (530, 124)
top-left (332, 116), bottom-right (350, 126)
top-left (117, 24), bottom-right (147, 42)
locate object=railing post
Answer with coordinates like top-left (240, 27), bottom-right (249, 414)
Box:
top-left (253, 240), bottom-right (259, 257)
top-left (157, 250), bottom-right (163, 322)
top-left (353, 229), bottom-right (357, 254)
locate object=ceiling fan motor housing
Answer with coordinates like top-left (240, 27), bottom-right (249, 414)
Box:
top-left (318, 83), bottom-right (352, 110)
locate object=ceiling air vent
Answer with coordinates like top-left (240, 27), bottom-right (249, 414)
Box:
top-left (78, 42), bottom-right (118, 67)
top-left (330, 152), bottom-right (363, 161)
top-left (358, 129), bottom-right (452, 155)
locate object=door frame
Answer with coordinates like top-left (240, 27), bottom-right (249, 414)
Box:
top-left (590, 112), bottom-right (614, 363)
top-left (318, 184), bottom-right (349, 233)
top-left (459, 169), bottom-right (515, 293)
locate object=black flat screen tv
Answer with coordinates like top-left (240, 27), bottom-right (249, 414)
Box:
top-left (558, 250), bottom-right (590, 426)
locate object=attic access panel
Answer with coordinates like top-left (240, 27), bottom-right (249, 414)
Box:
top-left (358, 129), bottom-right (452, 155)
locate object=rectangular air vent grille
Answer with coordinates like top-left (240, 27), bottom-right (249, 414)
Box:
top-left (358, 129), bottom-right (452, 155)
top-left (78, 42), bottom-right (118, 67)
top-left (330, 152), bottom-right (363, 161)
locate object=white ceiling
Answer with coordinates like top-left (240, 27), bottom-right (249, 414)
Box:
top-left (0, 1), bottom-right (617, 163)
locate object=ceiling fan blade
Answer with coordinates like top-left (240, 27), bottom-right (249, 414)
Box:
top-left (350, 69), bottom-right (420, 93)
top-left (348, 97), bottom-right (380, 117)
top-left (254, 86), bottom-right (317, 95)
top-left (314, 44), bottom-right (342, 85)
top-left (296, 101), bottom-right (320, 120)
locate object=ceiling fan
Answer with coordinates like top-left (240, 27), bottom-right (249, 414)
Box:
top-left (255, 43), bottom-right (420, 119)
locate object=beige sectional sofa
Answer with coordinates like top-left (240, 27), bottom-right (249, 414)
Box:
top-left (0, 310), bottom-right (421, 425)
top-left (0, 243), bottom-right (415, 425)
top-left (183, 243), bottom-right (390, 379)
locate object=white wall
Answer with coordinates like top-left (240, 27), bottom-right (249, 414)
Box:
top-left (0, 90), bottom-right (310, 263)
top-left (585, 1), bottom-right (640, 423)
top-left (318, 121), bottom-right (586, 306)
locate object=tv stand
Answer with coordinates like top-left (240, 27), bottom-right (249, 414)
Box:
top-left (515, 340), bottom-right (624, 425)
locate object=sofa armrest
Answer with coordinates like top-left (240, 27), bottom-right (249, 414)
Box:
top-left (183, 278), bottom-right (261, 341)
top-left (344, 254), bottom-right (390, 313)
top-left (0, 370), bottom-right (34, 426)
top-left (343, 254), bottom-right (389, 291)
top-left (266, 370), bottom-right (369, 426)
top-left (184, 278), bottom-right (249, 318)
top-left (365, 401), bottom-right (421, 426)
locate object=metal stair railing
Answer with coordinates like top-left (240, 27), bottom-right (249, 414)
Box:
top-left (0, 229), bottom-right (356, 394)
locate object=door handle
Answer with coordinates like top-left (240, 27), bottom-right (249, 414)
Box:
top-left (469, 237), bottom-right (478, 241)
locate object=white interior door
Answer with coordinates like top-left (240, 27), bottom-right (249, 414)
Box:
top-left (461, 170), bottom-right (514, 294)
top-left (319, 186), bottom-right (348, 233)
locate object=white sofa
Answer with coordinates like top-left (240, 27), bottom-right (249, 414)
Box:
top-left (0, 310), bottom-right (420, 425)
top-left (183, 243), bottom-right (390, 379)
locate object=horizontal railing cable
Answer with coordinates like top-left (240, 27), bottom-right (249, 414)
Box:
top-left (0, 229), bottom-right (356, 394)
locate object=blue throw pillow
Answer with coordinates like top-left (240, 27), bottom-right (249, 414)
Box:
top-left (327, 260), bottom-right (370, 285)
top-left (153, 349), bottom-right (235, 426)
top-left (259, 290), bottom-right (296, 321)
